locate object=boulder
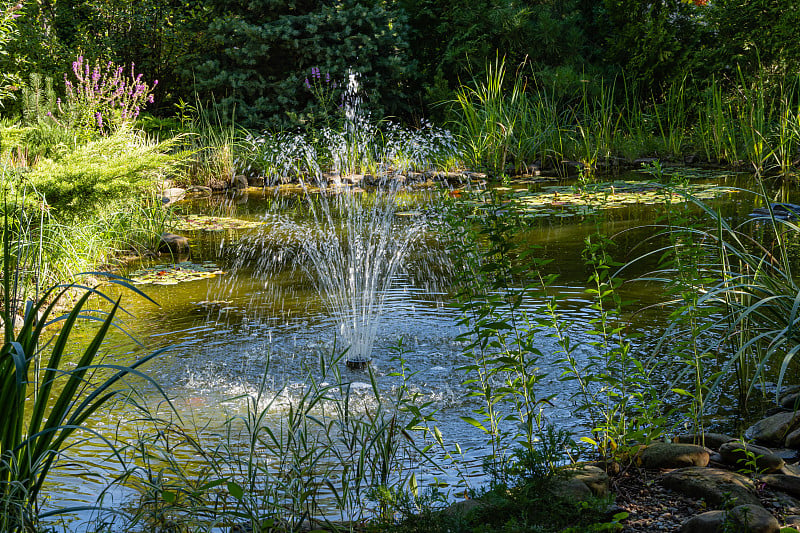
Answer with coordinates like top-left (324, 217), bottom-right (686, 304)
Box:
top-left (727, 504), bottom-right (780, 533)
top-left (641, 442), bottom-right (710, 469)
top-left (746, 411), bottom-right (800, 447)
top-left (680, 505), bottom-right (779, 533)
top-left (158, 233), bottom-right (190, 255)
top-left (562, 464), bottom-right (609, 497)
top-left (780, 386), bottom-right (800, 410)
top-left (161, 187), bottom-right (186, 206)
top-left (787, 428), bottom-right (800, 449)
top-left (719, 441), bottom-right (785, 473)
top-left (550, 477), bottom-right (594, 500)
top-left (662, 467), bottom-right (760, 508)
top-left (761, 474), bottom-right (800, 498)
top-left (680, 510), bottom-right (725, 532)
top-left (550, 464), bottom-right (610, 501)
top-left (231, 175), bottom-right (248, 189)
top-left (675, 433), bottom-right (736, 450)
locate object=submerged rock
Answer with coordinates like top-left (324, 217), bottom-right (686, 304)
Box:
top-left (158, 233), bottom-right (190, 255)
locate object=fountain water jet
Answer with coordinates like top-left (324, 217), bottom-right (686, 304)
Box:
top-left (231, 70), bottom-right (458, 369)
top-left (297, 184), bottom-right (426, 369)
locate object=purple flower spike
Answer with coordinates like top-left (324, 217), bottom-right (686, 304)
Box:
top-left (304, 78), bottom-right (311, 89)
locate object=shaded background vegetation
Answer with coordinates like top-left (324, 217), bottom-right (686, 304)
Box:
top-left (2, 0), bottom-right (799, 127)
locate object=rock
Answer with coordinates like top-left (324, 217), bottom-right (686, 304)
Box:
top-left (551, 464), bottom-right (609, 500)
top-left (662, 467), bottom-right (760, 508)
top-left (563, 464), bottom-right (609, 497)
top-left (785, 515), bottom-right (800, 528)
top-left (780, 387), bottom-right (800, 410)
top-left (247, 176), bottom-right (265, 187)
top-left (681, 505), bottom-right (780, 533)
top-left (771, 491), bottom-right (800, 514)
top-left (551, 477), bottom-right (594, 500)
top-left (161, 187), bottom-right (186, 206)
top-left (727, 504), bottom-right (780, 533)
top-left (158, 233), bottom-right (190, 255)
top-left (185, 185), bottom-right (212, 196)
top-left (680, 510), bottom-right (725, 532)
top-left (230, 175), bottom-right (248, 189)
top-left (785, 464), bottom-right (800, 476)
top-left (443, 497), bottom-right (486, 517)
top-left (642, 442), bottom-right (710, 469)
top-left (675, 433), bottom-right (737, 450)
top-left (773, 448), bottom-right (800, 462)
top-left (787, 428), bottom-right (800, 449)
top-left (719, 441), bottom-right (785, 473)
top-left (746, 411), bottom-right (800, 447)
top-left (761, 474), bottom-right (800, 498)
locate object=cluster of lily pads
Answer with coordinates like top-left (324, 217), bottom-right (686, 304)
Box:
top-left (481, 180), bottom-right (739, 219)
top-left (128, 261), bottom-right (225, 285)
top-left (173, 215), bottom-right (266, 232)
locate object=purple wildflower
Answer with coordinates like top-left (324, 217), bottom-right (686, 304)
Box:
top-left (304, 78), bottom-right (311, 89)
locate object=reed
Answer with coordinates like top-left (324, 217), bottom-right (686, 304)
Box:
top-left (0, 180), bottom-right (167, 531)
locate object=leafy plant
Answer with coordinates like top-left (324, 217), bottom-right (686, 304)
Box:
top-left (444, 191), bottom-right (567, 485)
top-left (0, 181), bottom-right (167, 531)
top-left (25, 127), bottom-right (183, 218)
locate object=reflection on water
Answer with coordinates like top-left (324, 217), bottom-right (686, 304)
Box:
top-left (42, 172), bottom-right (792, 528)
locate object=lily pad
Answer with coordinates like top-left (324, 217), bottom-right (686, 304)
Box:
top-left (129, 261), bottom-right (225, 285)
top-left (174, 215), bottom-right (266, 232)
top-left (481, 180), bottom-right (738, 219)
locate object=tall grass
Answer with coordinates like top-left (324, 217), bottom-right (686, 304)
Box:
top-left (450, 60), bottom-right (800, 180)
top-left (624, 180), bottom-right (800, 414)
top-left (111, 347), bottom-right (437, 531)
top-left (0, 179), bottom-right (167, 531)
top-left (172, 97), bottom-right (243, 188)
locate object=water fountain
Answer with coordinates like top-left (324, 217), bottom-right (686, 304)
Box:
top-left (234, 70), bottom-right (459, 369)
top-left (292, 71), bottom-right (432, 369)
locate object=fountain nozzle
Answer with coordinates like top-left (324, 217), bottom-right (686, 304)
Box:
top-left (345, 358), bottom-right (370, 370)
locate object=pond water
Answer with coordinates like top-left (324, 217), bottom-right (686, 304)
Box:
top-left (42, 170), bottom-right (799, 529)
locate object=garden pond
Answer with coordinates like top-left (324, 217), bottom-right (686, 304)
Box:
top-left (42, 169), bottom-right (800, 529)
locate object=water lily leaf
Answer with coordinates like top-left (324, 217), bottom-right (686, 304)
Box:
top-left (174, 215), bottom-right (266, 232)
top-left (128, 262), bottom-right (226, 285)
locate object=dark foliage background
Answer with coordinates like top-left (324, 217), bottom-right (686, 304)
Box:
top-left (2, 0), bottom-right (798, 126)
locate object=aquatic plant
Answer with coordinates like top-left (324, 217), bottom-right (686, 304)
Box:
top-left (114, 347), bottom-right (436, 531)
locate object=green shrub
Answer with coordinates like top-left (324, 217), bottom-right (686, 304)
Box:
top-left (25, 128), bottom-right (183, 218)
